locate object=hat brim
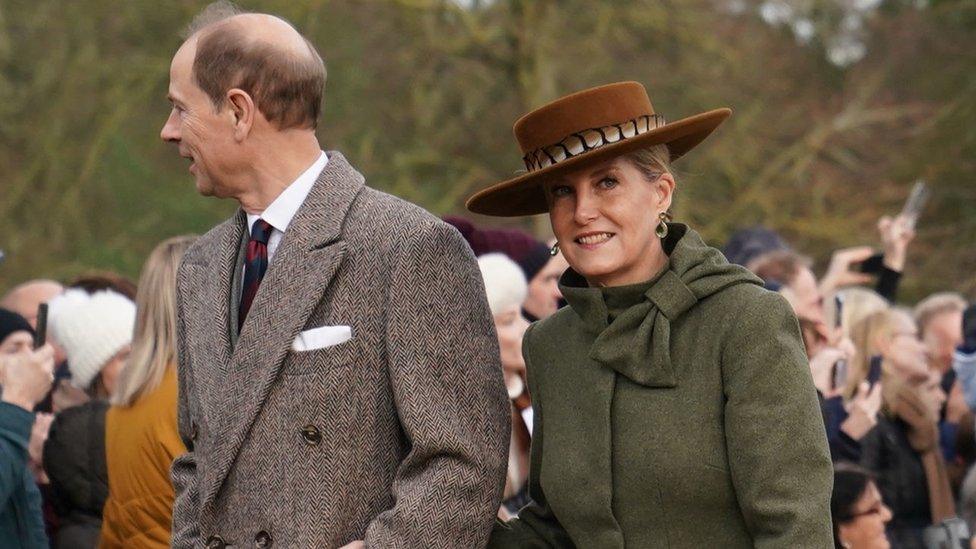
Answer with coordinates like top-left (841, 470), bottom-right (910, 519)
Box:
top-left (466, 108), bottom-right (732, 217)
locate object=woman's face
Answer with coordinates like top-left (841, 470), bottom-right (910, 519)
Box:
top-left (0, 331), bottom-right (33, 355)
top-left (98, 344), bottom-right (131, 397)
top-left (546, 156), bottom-right (674, 288)
top-left (838, 481), bottom-right (892, 549)
top-left (494, 305), bottom-right (529, 376)
top-left (880, 313), bottom-right (929, 383)
top-left (524, 253), bottom-right (568, 320)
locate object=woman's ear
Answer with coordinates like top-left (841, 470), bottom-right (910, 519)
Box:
top-left (655, 172), bottom-right (676, 212)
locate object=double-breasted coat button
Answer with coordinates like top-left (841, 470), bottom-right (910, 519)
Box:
top-left (254, 530), bottom-right (273, 547)
top-left (205, 535), bottom-right (226, 549)
top-left (300, 424), bottom-right (322, 445)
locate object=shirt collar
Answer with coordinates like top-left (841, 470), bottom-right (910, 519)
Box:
top-left (247, 151), bottom-right (328, 234)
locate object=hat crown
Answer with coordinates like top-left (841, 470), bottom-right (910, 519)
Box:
top-left (513, 82), bottom-right (655, 154)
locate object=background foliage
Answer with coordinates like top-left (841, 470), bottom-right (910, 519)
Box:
top-left (1, 0), bottom-right (973, 301)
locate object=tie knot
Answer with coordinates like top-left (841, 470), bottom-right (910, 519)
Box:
top-left (250, 219), bottom-right (274, 245)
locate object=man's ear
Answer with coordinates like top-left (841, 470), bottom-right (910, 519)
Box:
top-left (226, 88), bottom-right (255, 141)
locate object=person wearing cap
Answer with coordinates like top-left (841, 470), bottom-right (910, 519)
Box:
top-left (41, 289), bottom-right (136, 549)
top-left (470, 82), bottom-right (833, 547)
top-left (446, 216), bottom-right (566, 322)
top-left (0, 308), bottom-right (36, 356)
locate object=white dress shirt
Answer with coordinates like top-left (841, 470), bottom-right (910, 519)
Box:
top-left (246, 151), bottom-right (328, 262)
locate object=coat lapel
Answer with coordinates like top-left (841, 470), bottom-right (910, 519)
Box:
top-left (200, 152), bottom-right (365, 508)
top-left (182, 213), bottom-right (245, 416)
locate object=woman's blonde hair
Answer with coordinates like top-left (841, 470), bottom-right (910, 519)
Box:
top-left (112, 235), bottom-right (197, 407)
top-left (625, 144), bottom-right (676, 218)
top-left (845, 307), bottom-right (912, 401)
top-left (825, 287), bottom-right (890, 339)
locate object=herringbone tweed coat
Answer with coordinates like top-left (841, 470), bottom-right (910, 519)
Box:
top-left (171, 152), bottom-right (510, 548)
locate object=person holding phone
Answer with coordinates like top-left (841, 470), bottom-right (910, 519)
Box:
top-left (0, 345), bottom-right (55, 548)
top-left (472, 82), bottom-right (833, 547)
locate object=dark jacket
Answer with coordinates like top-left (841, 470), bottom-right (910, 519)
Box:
top-left (860, 415), bottom-right (931, 548)
top-left (43, 400), bottom-right (108, 549)
top-left (0, 402), bottom-right (48, 548)
top-left (490, 224), bottom-right (834, 548)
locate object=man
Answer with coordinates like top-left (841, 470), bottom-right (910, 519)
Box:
top-left (0, 280), bottom-right (63, 329)
top-left (916, 293), bottom-right (967, 376)
top-left (161, 5), bottom-right (508, 548)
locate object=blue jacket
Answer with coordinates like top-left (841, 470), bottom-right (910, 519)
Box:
top-left (0, 401), bottom-right (48, 549)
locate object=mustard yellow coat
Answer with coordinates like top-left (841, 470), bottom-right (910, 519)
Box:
top-left (99, 366), bottom-right (185, 548)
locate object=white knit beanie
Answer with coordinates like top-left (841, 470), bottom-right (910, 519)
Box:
top-left (478, 253), bottom-right (528, 316)
top-left (48, 289), bottom-right (136, 390)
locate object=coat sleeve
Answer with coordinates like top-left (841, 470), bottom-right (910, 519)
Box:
top-left (363, 221), bottom-right (510, 548)
top-left (720, 290), bottom-right (834, 548)
top-left (0, 402), bottom-right (34, 506)
top-left (170, 266), bottom-right (202, 548)
top-left (488, 323), bottom-right (575, 548)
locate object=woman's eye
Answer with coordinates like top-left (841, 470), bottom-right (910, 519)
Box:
top-left (598, 177), bottom-right (618, 189)
top-left (550, 185), bottom-right (572, 198)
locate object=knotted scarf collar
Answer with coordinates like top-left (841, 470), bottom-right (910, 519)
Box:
top-left (558, 224), bottom-right (761, 387)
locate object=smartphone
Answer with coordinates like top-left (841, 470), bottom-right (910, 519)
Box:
top-left (867, 355), bottom-right (882, 388)
top-left (832, 360), bottom-right (848, 392)
top-left (33, 303), bottom-right (48, 349)
top-left (855, 253), bottom-right (886, 275)
top-left (900, 180), bottom-right (930, 231)
top-left (834, 294), bottom-right (844, 330)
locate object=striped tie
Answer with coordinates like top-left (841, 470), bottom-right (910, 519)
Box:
top-left (239, 219), bottom-right (274, 332)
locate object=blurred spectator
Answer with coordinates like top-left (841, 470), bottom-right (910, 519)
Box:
top-left (831, 463), bottom-right (892, 549)
top-left (954, 304), bottom-right (976, 410)
top-left (824, 287), bottom-right (890, 340)
top-left (0, 345), bottom-right (55, 548)
top-left (856, 308), bottom-right (957, 546)
top-left (66, 273), bottom-right (137, 301)
top-left (477, 253), bottom-right (532, 517)
top-left (42, 289), bottom-right (135, 549)
top-left (445, 216), bottom-right (563, 321)
top-left (1, 308), bottom-right (35, 356)
top-left (915, 293), bottom-right (966, 378)
top-left (721, 225), bottom-right (789, 267)
top-left (0, 280), bottom-right (63, 329)
top-left (749, 250), bottom-right (826, 326)
top-left (100, 236), bottom-right (196, 548)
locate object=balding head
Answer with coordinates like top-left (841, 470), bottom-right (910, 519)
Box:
top-left (1, 279), bottom-right (64, 328)
top-left (185, 5), bottom-right (326, 130)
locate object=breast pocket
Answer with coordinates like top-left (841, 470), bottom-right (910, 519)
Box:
top-left (281, 339), bottom-right (358, 376)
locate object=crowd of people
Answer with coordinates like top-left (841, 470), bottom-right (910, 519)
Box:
top-left (1, 2), bottom-right (974, 548)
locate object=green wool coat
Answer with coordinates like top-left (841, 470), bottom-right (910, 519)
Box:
top-left (490, 224), bottom-right (833, 548)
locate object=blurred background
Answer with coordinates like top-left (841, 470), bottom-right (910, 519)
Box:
top-left (1, 0), bottom-right (973, 301)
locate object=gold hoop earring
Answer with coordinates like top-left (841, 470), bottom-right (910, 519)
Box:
top-left (549, 243), bottom-right (560, 256)
top-left (655, 212), bottom-right (669, 239)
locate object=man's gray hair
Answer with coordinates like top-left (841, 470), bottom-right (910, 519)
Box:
top-left (181, 0), bottom-right (244, 39)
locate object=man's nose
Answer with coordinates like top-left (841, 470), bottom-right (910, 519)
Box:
top-left (160, 110), bottom-right (180, 142)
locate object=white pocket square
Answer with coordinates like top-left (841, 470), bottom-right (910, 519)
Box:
top-left (292, 325), bottom-right (352, 352)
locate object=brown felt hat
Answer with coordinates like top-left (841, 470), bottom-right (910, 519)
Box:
top-left (466, 81), bottom-right (731, 217)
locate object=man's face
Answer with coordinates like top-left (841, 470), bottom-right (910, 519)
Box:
top-left (786, 267), bottom-right (825, 326)
top-left (923, 310), bottom-right (964, 372)
top-left (524, 253), bottom-right (568, 320)
top-left (160, 39), bottom-right (240, 197)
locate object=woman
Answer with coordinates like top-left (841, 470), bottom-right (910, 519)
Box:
top-left (469, 82), bottom-right (833, 546)
top-left (43, 288), bottom-right (136, 548)
top-left (832, 463), bottom-right (893, 548)
top-left (98, 236), bottom-right (195, 548)
top-left (478, 253), bottom-right (534, 517)
top-left (853, 308), bottom-right (957, 546)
